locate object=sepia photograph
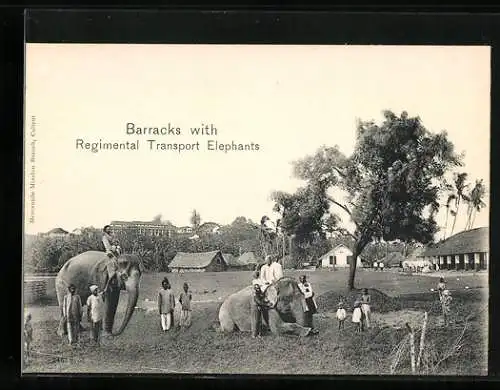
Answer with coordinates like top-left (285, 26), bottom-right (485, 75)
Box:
top-left (22, 44), bottom-right (489, 375)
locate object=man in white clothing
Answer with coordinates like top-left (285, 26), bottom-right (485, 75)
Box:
top-left (87, 285), bottom-right (105, 345)
top-left (270, 256), bottom-right (284, 281)
top-left (259, 256), bottom-right (274, 288)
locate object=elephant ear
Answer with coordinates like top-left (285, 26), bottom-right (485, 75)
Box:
top-left (265, 285), bottom-right (279, 307)
top-left (89, 258), bottom-right (108, 290)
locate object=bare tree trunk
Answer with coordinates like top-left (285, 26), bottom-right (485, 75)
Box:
top-left (450, 199), bottom-right (460, 236)
top-left (471, 209), bottom-right (477, 230)
top-left (443, 209), bottom-right (449, 240)
top-left (465, 204), bottom-right (472, 231)
top-left (348, 243), bottom-right (365, 291)
top-left (347, 251), bottom-right (357, 291)
top-left (417, 312), bottom-right (428, 371)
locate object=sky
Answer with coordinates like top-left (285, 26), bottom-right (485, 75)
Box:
top-left (24, 44), bottom-right (490, 238)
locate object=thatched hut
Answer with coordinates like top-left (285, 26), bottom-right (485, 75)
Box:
top-left (169, 250), bottom-right (228, 272)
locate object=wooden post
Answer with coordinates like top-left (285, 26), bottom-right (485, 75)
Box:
top-left (417, 312), bottom-right (428, 371)
top-left (406, 323), bottom-right (416, 374)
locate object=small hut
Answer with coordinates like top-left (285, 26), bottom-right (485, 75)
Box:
top-left (236, 251), bottom-right (260, 271)
top-left (169, 250), bottom-right (228, 273)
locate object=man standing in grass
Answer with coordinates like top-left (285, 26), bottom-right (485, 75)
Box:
top-left (158, 278), bottom-right (175, 332)
top-left (298, 275), bottom-right (318, 333)
top-left (250, 282), bottom-right (267, 338)
top-left (87, 285), bottom-right (105, 345)
top-left (62, 284), bottom-right (83, 345)
top-left (360, 288), bottom-right (372, 329)
top-left (179, 282), bottom-right (192, 328)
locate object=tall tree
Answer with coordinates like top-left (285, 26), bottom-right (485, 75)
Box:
top-left (152, 214), bottom-right (163, 223)
top-left (449, 172), bottom-right (469, 236)
top-left (443, 192), bottom-right (456, 240)
top-left (274, 110), bottom-right (462, 290)
top-left (465, 179), bottom-right (487, 230)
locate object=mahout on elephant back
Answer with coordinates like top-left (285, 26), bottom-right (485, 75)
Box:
top-left (218, 276), bottom-right (312, 337)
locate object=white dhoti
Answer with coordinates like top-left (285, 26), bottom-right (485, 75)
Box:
top-left (361, 303), bottom-right (371, 327)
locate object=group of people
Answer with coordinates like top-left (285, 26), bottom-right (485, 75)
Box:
top-left (335, 288), bottom-right (372, 332)
top-left (249, 254), bottom-right (319, 338)
top-left (157, 278), bottom-right (192, 331)
top-left (372, 261), bottom-right (385, 271)
top-left (55, 283), bottom-right (106, 346)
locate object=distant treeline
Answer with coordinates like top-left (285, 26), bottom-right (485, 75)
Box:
top-left (25, 217), bottom-right (263, 273)
top-left (24, 218), bottom-right (420, 274)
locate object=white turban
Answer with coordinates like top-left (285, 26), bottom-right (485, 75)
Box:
top-left (89, 285), bottom-right (98, 293)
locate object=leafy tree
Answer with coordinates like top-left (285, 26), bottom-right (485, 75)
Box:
top-left (152, 214), bottom-right (163, 223)
top-left (275, 110), bottom-right (462, 290)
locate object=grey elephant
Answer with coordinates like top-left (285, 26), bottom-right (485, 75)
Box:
top-left (55, 250), bottom-right (142, 337)
top-left (218, 277), bottom-right (312, 336)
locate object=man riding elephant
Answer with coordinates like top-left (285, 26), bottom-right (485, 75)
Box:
top-left (219, 277), bottom-right (312, 337)
top-left (102, 225), bottom-right (122, 294)
top-left (260, 215), bottom-right (277, 258)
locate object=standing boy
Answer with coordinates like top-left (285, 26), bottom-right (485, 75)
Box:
top-left (86, 285), bottom-right (105, 345)
top-left (179, 282), bottom-right (192, 328)
top-left (441, 290), bottom-right (453, 326)
top-left (437, 277), bottom-right (446, 301)
top-left (336, 301), bottom-right (347, 330)
top-left (158, 278), bottom-right (175, 331)
top-left (24, 312), bottom-right (33, 363)
top-left (62, 284), bottom-right (83, 344)
top-left (352, 301), bottom-right (363, 333)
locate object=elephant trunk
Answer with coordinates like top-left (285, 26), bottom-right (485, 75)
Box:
top-left (113, 270), bottom-right (140, 336)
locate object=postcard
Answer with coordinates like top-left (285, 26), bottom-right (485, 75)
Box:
top-left (23, 44), bottom-right (489, 375)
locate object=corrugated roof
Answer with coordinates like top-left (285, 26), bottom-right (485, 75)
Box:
top-left (421, 227), bottom-right (489, 257)
top-left (237, 252), bottom-right (259, 265)
top-left (222, 253), bottom-right (238, 266)
top-left (169, 250), bottom-right (225, 269)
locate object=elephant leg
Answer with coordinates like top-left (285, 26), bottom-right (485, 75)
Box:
top-left (250, 304), bottom-right (262, 337)
top-left (218, 302), bottom-right (237, 333)
top-left (103, 286), bottom-right (120, 335)
top-left (268, 310), bottom-right (311, 337)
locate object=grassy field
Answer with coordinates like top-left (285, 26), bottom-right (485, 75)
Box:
top-left (23, 268), bottom-right (488, 375)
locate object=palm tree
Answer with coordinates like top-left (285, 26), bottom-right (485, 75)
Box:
top-left (450, 172), bottom-right (469, 236)
top-left (443, 193), bottom-right (456, 240)
top-left (465, 179), bottom-right (487, 230)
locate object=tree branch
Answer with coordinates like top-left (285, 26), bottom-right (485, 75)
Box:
top-left (330, 228), bottom-right (357, 241)
top-left (327, 196), bottom-right (352, 216)
top-left (332, 166), bottom-right (346, 178)
top-left (326, 196), bottom-right (362, 232)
